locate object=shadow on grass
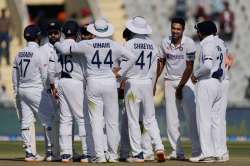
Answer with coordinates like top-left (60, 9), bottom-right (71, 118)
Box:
top-left (0, 157), bottom-right (23, 161)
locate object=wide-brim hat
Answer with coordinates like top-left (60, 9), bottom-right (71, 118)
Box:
top-left (126, 16), bottom-right (152, 35)
top-left (87, 19), bottom-right (114, 37)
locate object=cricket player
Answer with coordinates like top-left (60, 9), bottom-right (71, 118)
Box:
top-left (212, 26), bottom-right (231, 162)
top-left (119, 27), bottom-right (155, 162)
top-left (55, 18), bottom-right (136, 163)
top-left (190, 20), bottom-right (226, 162)
top-left (40, 21), bottom-right (61, 161)
top-left (154, 17), bottom-right (201, 160)
top-left (121, 16), bottom-right (165, 163)
top-left (12, 25), bottom-right (48, 162)
top-left (49, 20), bottom-right (91, 163)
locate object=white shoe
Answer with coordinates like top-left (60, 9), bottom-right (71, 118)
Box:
top-left (61, 154), bottom-right (72, 163)
top-left (144, 153), bottom-right (154, 161)
top-left (189, 155), bottom-right (216, 163)
top-left (25, 153), bottom-right (44, 162)
top-left (167, 151), bottom-right (185, 160)
top-left (91, 157), bottom-right (107, 163)
top-left (108, 158), bottom-right (119, 163)
top-left (127, 152), bottom-right (144, 163)
top-left (216, 153), bottom-right (229, 162)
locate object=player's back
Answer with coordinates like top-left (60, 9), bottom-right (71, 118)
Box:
top-left (14, 42), bottom-right (44, 89)
top-left (81, 38), bottom-right (124, 79)
top-left (200, 35), bottom-right (225, 80)
top-left (59, 39), bottom-right (86, 81)
top-left (214, 35), bottom-right (228, 79)
top-left (125, 36), bottom-right (156, 79)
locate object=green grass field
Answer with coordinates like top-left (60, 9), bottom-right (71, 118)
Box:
top-left (0, 141), bottom-right (249, 166)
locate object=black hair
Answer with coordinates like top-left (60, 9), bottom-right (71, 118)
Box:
top-left (122, 28), bottom-right (134, 41)
top-left (80, 25), bottom-right (92, 36)
top-left (171, 17), bottom-right (185, 29)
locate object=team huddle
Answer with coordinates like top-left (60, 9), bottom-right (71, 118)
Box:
top-left (12, 16), bottom-right (232, 163)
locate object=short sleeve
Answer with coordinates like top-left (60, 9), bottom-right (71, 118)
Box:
top-left (186, 38), bottom-right (196, 61)
top-left (158, 40), bottom-right (166, 59)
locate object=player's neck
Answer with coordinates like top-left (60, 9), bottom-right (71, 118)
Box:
top-left (172, 37), bottom-right (182, 47)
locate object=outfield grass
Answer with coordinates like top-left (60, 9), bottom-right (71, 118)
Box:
top-left (0, 141), bottom-right (249, 166)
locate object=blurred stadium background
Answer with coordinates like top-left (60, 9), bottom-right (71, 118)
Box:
top-left (0, 0), bottom-right (249, 141)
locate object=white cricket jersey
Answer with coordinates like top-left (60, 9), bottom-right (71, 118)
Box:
top-left (58, 39), bottom-right (86, 81)
top-left (214, 36), bottom-right (229, 80)
top-left (40, 42), bottom-right (58, 89)
top-left (55, 37), bottom-right (136, 79)
top-left (196, 35), bottom-right (226, 80)
top-left (159, 35), bottom-right (196, 80)
top-left (124, 35), bottom-right (157, 79)
top-left (12, 42), bottom-right (46, 89)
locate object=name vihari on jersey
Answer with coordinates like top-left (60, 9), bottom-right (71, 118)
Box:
top-left (93, 42), bottom-right (110, 48)
top-left (18, 52), bottom-right (33, 58)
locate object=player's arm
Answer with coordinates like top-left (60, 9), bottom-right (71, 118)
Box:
top-left (55, 40), bottom-right (87, 56)
top-left (191, 46), bottom-right (213, 83)
top-left (153, 57), bottom-right (165, 95)
top-left (48, 53), bottom-right (60, 99)
top-left (12, 56), bottom-right (21, 120)
top-left (115, 45), bottom-right (137, 78)
top-left (12, 57), bottom-right (19, 96)
top-left (37, 52), bottom-right (47, 86)
top-left (176, 60), bottom-right (194, 99)
top-left (153, 44), bottom-right (166, 95)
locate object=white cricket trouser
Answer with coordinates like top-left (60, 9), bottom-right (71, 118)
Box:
top-left (125, 79), bottom-right (164, 156)
top-left (87, 77), bottom-right (120, 160)
top-left (165, 79), bottom-right (201, 156)
top-left (19, 87), bottom-right (54, 153)
top-left (217, 79), bottom-right (229, 156)
top-left (195, 78), bottom-right (222, 157)
top-left (58, 78), bottom-right (91, 156)
top-left (119, 100), bottom-right (153, 158)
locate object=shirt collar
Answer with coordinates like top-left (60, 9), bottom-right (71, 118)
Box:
top-left (27, 41), bottom-right (39, 48)
top-left (168, 35), bottom-right (186, 48)
top-left (200, 35), bottom-right (214, 45)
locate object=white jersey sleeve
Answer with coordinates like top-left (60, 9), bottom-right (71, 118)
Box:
top-left (12, 55), bottom-right (19, 94)
top-left (185, 38), bottom-right (196, 61)
top-left (117, 43), bottom-right (137, 77)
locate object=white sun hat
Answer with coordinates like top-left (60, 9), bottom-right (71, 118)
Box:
top-left (126, 16), bottom-right (152, 35)
top-left (87, 18), bottom-right (114, 37)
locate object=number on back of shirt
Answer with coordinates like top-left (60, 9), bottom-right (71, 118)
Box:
top-left (91, 49), bottom-right (113, 68)
top-left (135, 51), bottom-right (152, 69)
top-left (58, 54), bottom-right (73, 73)
top-left (18, 59), bottom-right (30, 77)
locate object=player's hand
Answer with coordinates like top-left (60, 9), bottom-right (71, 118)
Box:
top-left (176, 86), bottom-right (183, 100)
top-left (112, 67), bottom-right (121, 79)
top-left (51, 87), bottom-right (59, 99)
top-left (191, 74), bottom-right (198, 84)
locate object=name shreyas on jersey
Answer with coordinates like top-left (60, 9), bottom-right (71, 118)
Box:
top-left (166, 53), bottom-right (184, 60)
top-left (93, 42), bottom-right (110, 48)
top-left (134, 43), bottom-right (153, 50)
top-left (18, 52), bottom-right (33, 58)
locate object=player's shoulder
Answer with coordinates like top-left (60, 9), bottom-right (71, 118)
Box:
top-left (161, 36), bottom-right (171, 45)
top-left (183, 35), bottom-right (194, 42)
